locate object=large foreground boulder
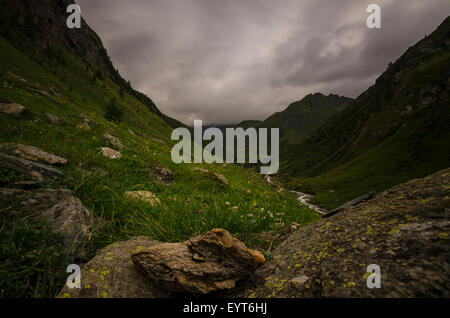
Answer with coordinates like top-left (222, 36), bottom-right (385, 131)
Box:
top-left (240, 168), bottom-right (450, 298)
top-left (132, 228), bottom-right (265, 294)
top-left (2, 189), bottom-right (95, 259)
top-left (58, 237), bottom-right (167, 298)
top-left (57, 229), bottom-right (265, 298)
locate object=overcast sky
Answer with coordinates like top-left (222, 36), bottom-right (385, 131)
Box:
top-left (76, 0), bottom-right (450, 125)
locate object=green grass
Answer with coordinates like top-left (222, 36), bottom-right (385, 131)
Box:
top-left (0, 33), bottom-right (319, 297)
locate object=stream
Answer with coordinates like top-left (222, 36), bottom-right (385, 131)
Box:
top-left (266, 176), bottom-right (327, 215)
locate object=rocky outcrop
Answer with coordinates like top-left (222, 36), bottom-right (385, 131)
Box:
top-left (103, 134), bottom-right (124, 150)
top-left (240, 168), bottom-right (450, 298)
top-left (132, 229), bottom-right (265, 295)
top-left (152, 165), bottom-right (173, 184)
top-left (0, 102), bottom-right (26, 116)
top-left (0, 153), bottom-right (64, 183)
top-left (100, 147), bottom-right (122, 159)
top-left (58, 237), bottom-right (168, 298)
top-left (1, 189), bottom-right (96, 259)
top-left (57, 229), bottom-right (265, 298)
top-left (0, 143), bottom-right (67, 165)
top-left (124, 191), bottom-right (161, 207)
top-left (193, 167), bottom-right (229, 186)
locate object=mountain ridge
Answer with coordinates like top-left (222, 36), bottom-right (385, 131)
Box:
top-left (0, 0), bottom-right (184, 128)
top-left (236, 93), bottom-right (354, 156)
top-left (280, 16), bottom-right (450, 209)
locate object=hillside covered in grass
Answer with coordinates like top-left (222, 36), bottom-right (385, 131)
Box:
top-left (279, 16), bottom-right (450, 210)
top-left (0, 0), bottom-right (319, 297)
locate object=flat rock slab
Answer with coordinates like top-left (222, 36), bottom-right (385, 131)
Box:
top-left (103, 134), bottom-right (124, 150)
top-left (132, 228), bottom-right (265, 295)
top-left (2, 189), bottom-right (95, 259)
top-left (240, 168), bottom-right (450, 298)
top-left (1, 143), bottom-right (67, 165)
top-left (124, 191), bottom-right (161, 207)
top-left (58, 237), bottom-right (168, 298)
top-left (0, 103), bottom-right (26, 116)
top-left (0, 153), bottom-right (64, 183)
top-left (100, 147), bottom-right (122, 159)
top-left (193, 167), bottom-right (229, 186)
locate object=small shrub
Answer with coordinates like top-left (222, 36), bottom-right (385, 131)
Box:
top-left (104, 98), bottom-right (123, 123)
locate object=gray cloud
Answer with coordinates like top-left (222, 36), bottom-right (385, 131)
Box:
top-left (76, 0), bottom-right (450, 125)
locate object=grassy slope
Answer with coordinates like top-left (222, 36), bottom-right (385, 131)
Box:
top-left (0, 34), bottom-right (319, 297)
top-left (282, 18), bottom-right (450, 210)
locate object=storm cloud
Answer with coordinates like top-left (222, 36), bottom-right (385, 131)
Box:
top-left (76, 0), bottom-right (450, 125)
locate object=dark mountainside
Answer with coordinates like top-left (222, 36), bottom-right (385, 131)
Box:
top-left (236, 93), bottom-right (353, 155)
top-left (279, 16), bottom-right (450, 210)
top-left (0, 0), bottom-right (184, 128)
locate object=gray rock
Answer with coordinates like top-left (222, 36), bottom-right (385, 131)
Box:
top-left (153, 165), bottom-right (173, 184)
top-left (78, 114), bottom-right (92, 123)
top-left (0, 103), bottom-right (26, 116)
top-left (58, 237), bottom-right (168, 298)
top-left (103, 134), bottom-right (124, 150)
top-left (0, 153), bottom-right (64, 183)
top-left (100, 147), bottom-right (122, 159)
top-left (46, 113), bottom-right (60, 124)
top-left (1, 143), bottom-right (67, 165)
top-left (193, 167), bottom-right (229, 186)
top-left (124, 191), bottom-right (161, 207)
top-left (240, 168), bottom-right (450, 298)
top-left (2, 189), bottom-right (96, 259)
top-left (150, 137), bottom-right (166, 145)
